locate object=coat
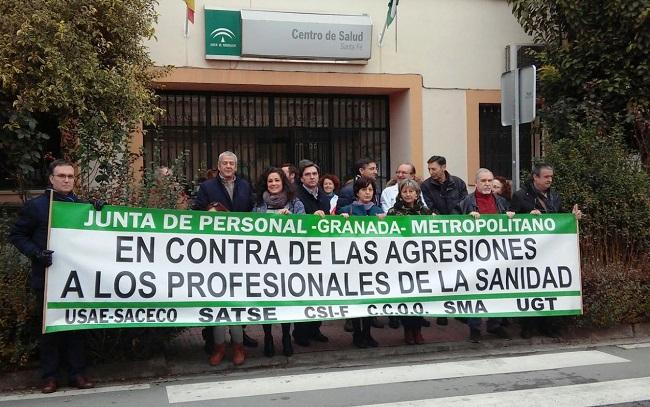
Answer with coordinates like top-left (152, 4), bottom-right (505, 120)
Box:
top-left (9, 190), bottom-right (82, 290)
top-left (510, 182), bottom-right (563, 214)
top-left (420, 172), bottom-right (468, 215)
top-left (336, 202), bottom-right (384, 216)
top-left (455, 193), bottom-right (510, 215)
top-left (192, 176), bottom-right (254, 212)
top-left (295, 185), bottom-right (331, 214)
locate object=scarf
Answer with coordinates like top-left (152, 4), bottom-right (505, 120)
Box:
top-left (263, 191), bottom-right (288, 209)
top-left (352, 200), bottom-right (376, 211)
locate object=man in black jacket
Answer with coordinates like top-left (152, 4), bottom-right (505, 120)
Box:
top-left (293, 160), bottom-right (330, 346)
top-left (420, 155), bottom-right (468, 327)
top-left (511, 163), bottom-right (582, 338)
top-left (421, 155), bottom-right (468, 215)
top-left (9, 160), bottom-right (95, 394)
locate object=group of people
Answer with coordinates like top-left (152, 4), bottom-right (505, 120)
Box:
top-left (191, 151), bottom-right (582, 363)
top-left (9, 151), bottom-right (582, 393)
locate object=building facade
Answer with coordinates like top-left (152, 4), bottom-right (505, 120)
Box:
top-left (145, 0), bottom-right (533, 187)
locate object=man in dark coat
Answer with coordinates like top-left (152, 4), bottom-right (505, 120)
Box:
top-left (292, 160), bottom-right (331, 346)
top-left (421, 155), bottom-right (468, 327)
top-left (192, 151), bottom-right (258, 350)
top-left (337, 158), bottom-right (380, 208)
top-left (455, 168), bottom-right (514, 343)
top-left (9, 159), bottom-right (95, 394)
top-left (192, 151), bottom-right (254, 213)
top-left (510, 163), bottom-right (582, 339)
top-left (421, 155), bottom-right (468, 215)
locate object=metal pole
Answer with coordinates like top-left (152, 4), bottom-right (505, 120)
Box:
top-left (510, 46), bottom-right (521, 191)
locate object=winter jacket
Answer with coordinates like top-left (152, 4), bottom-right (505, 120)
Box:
top-left (510, 182), bottom-right (563, 214)
top-left (192, 176), bottom-right (254, 212)
top-left (9, 190), bottom-right (82, 290)
top-left (455, 193), bottom-right (510, 215)
top-left (420, 172), bottom-right (468, 215)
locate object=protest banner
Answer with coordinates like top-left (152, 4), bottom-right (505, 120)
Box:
top-left (44, 202), bottom-right (581, 332)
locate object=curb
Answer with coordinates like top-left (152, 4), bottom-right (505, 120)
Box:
top-left (2, 322), bottom-right (649, 393)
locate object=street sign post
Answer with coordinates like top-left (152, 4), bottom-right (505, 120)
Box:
top-left (500, 65), bottom-right (536, 191)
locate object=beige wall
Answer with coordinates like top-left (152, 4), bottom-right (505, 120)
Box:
top-left (147, 0), bottom-right (531, 183)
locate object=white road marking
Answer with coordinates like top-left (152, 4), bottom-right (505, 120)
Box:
top-left (356, 376), bottom-right (650, 407)
top-left (166, 350), bottom-right (627, 403)
top-left (618, 342), bottom-right (650, 349)
top-left (0, 384), bottom-right (151, 402)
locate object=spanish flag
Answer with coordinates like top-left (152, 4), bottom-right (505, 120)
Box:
top-left (185, 0), bottom-right (195, 24)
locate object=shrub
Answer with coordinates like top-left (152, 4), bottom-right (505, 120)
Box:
top-left (0, 208), bottom-right (38, 371)
top-left (543, 118), bottom-right (650, 327)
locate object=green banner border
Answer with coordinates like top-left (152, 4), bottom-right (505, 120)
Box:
top-left (50, 201), bottom-right (578, 237)
top-left (44, 309), bottom-right (583, 333)
top-left (48, 290), bottom-right (581, 309)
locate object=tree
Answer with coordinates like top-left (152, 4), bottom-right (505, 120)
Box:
top-left (506, 1), bottom-right (650, 169)
top-left (0, 0), bottom-right (165, 199)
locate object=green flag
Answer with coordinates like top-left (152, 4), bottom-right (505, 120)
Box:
top-left (379, 0), bottom-right (399, 47)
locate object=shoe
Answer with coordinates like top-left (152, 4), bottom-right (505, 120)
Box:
top-left (344, 319), bottom-right (354, 332)
top-left (209, 344), bottom-right (226, 366)
top-left (365, 334), bottom-right (379, 348)
top-left (520, 327), bottom-right (533, 339)
top-left (71, 375), bottom-right (94, 390)
top-left (353, 333), bottom-right (367, 348)
top-left (282, 334), bottom-right (294, 357)
top-left (232, 343), bottom-right (246, 365)
top-left (421, 319), bottom-right (431, 327)
top-left (404, 328), bottom-right (415, 345)
top-left (312, 330), bottom-right (329, 343)
top-left (263, 335), bottom-right (275, 357)
top-left (487, 326), bottom-right (512, 340)
top-left (436, 317), bottom-right (448, 326)
top-left (414, 328), bottom-right (425, 345)
top-left (293, 334), bottom-right (310, 347)
top-left (469, 328), bottom-right (481, 343)
top-left (42, 378), bottom-right (57, 394)
top-left (540, 327), bottom-right (561, 339)
top-left (371, 317), bottom-right (384, 329)
top-left (388, 316), bottom-right (400, 329)
top-left (243, 331), bottom-right (258, 348)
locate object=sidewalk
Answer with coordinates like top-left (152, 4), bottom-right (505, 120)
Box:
top-left (2, 318), bottom-right (650, 392)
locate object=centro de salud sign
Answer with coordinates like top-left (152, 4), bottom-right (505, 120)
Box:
top-left (205, 8), bottom-right (372, 62)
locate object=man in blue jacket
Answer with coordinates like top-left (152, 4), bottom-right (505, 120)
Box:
top-left (9, 159), bottom-right (95, 393)
top-left (192, 151), bottom-right (258, 351)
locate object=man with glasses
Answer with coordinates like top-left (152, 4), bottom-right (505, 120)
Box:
top-left (10, 159), bottom-right (95, 393)
top-left (380, 163), bottom-right (423, 213)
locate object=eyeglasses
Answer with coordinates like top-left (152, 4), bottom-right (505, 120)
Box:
top-left (53, 174), bottom-right (75, 180)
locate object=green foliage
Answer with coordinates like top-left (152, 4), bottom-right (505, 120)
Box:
top-left (0, 0), bottom-right (166, 198)
top-left (544, 120), bottom-right (650, 257)
top-left (0, 97), bottom-right (50, 199)
top-left (506, 0), bottom-right (650, 166)
top-left (0, 208), bottom-right (38, 371)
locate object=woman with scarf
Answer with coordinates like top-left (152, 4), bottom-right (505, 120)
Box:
top-left (387, 179), bottom-right (432, 345)
top-left (336, 176), bottom-right (385, 348)
top-left (254, 167), bottom-right (305, 357)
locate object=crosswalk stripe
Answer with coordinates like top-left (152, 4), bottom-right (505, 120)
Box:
top-left (165, 350), bottom-right (627, 404)
top-left (355, 376), bottom-right (650, 407)
top-left (0, 384), bottom-right (151, 402)
top-left (618, 342), bottom-right (650, 349)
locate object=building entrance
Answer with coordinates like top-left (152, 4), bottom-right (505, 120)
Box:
top-left (148, 92), bottom-right (390, 187)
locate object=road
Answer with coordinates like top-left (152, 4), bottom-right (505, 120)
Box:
top-left (2, 342), bottom-right (650, 407)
